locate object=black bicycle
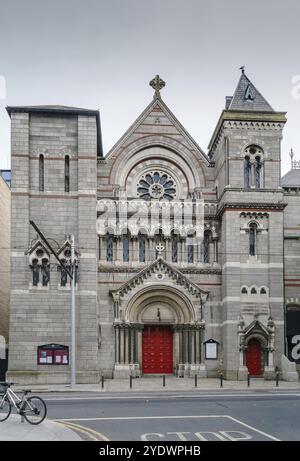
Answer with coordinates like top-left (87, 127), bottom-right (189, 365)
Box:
top-left (0, 382), bottom-right (47, 425)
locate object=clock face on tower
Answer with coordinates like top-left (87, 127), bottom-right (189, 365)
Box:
top-left (137, 171), bottom-right (177, 200)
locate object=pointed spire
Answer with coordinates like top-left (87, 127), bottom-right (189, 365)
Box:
top-left (149, 75), bottom-right (166, 99)
top-left (227, 69), bottom-right (274, 112)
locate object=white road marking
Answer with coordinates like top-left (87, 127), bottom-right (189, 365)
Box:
top-left (56, 414), bottom-right (279, 441)
top-left (218, 431), bottom-right (252, 441)
top-left (194, 431), bottom-right (229, 441)
top-left (141, 431), bottom-right (253, 441)
top-left (45, 392), bottom-right (300, 401)
top-left (225, 416), bottom-right (280, 441)
top-left (141, 433), bottom-right (164, 441)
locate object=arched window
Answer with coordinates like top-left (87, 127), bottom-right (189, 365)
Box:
top-left (41, 258), bottom-right (50, 287)
top-left (187, 233), bottom-right (194, 263)
top-left (29, 246), bottom-right (50, 287)
top-left (251, 287), bottom-right (257, 294)
top-left (203, 231), bottom-right (211, 263)
top-left (249, 223), bottom-right (257, 256)
top-left (138, 233), bottom-right (145, 262)
top-left (59, 246), bottom-right (72, 286)
top-left (171, 232), bottom-right (178, 263)
top-left (241, 287), bottom-right (248, 294)
top-left (244, 145), bottom-right (264, 189)
top-left (260, 287), bottom-right (267, 295)
top-left (123, 232), bottom-right (130, 262)
top-left (244, 156), bottom-right (251, 189)
top-left (106, 233), bottom-right (113, 262)
top-left (32, 259), bottom-right (39, 286)
top-left (254, 156), bottom-right (261, 189)
top-left (39, 154), bottom-right (44, 191)
top-left (60, 259), bottom-right (68, 287)
top-left (65, 155), bottom-right (70, 192)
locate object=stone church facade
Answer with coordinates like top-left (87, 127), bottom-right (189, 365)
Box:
top-left (6, 71), bottom-right (300, 384)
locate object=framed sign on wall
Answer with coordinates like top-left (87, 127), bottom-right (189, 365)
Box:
top-left (37, 344), bottom-right (69, 365)
top-left (204, 339), bottom-right (220, 360)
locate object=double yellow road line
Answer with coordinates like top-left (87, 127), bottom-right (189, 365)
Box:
top-left (57, 420), bottom-right (110, 441)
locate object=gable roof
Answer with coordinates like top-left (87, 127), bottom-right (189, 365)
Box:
top-left (110, 257), bottom-right (209, 303)
top-left (281, 168), bottom-right (300, 187)
top-left (227, 71), bottom-right (274, 112)
top-left (244, 319), bottom-right (270, 337)
top-left (106, 94), bottom-right (210, 164)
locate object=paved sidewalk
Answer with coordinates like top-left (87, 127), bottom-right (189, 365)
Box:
top-left (0, 414), bottom-right (81, 441)
top-left (14, 376), bottom-right (300, 394)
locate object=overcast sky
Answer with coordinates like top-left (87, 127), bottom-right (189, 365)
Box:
top-left (0, 0), bottom-right (300, 174)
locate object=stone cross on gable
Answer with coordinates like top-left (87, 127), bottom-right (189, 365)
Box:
top-left (149, 75), bottom-right (166, 98)
top-left (156, 242), bottom-right (165, 256)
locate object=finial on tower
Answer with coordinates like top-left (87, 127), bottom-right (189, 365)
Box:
top-left (289, 148), bottom-right (299, 169)
top-left (149, 75), bottom-right (166, 99)
top-left (239, 66), bottom-right (245, 74)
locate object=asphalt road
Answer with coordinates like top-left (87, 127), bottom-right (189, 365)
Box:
top-left (44, 390), bottom-right (300, 441)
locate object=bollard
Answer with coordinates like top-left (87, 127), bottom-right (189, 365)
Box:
top-left (247, 372), bottom-right (250, 387)
top-left (220, 373), bottom-right (223, 388)
top-left (195, 374), bottom-right (198, 388)
top-left (130, 375), bottom-right (133, 389)
top-left (276, 371), bottom-right (279, 387)
top-left (163, 375), bottom-right (166, 387)
top-left (101, 375), bottom-right (104, 390)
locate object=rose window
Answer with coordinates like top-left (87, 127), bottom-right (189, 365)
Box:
top-left (137, 171), bottom-right (177, 200)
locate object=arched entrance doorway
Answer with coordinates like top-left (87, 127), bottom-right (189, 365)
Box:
top-left (246, 338), bottom-right (263, 376)
top-left (112, 285), bottom-right (206, 377)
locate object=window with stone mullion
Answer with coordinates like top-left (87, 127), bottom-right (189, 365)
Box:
top-left (138, 233), bottom-right (146, 262)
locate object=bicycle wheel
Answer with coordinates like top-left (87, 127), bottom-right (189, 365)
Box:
top-left (0, 397), bottom-right (11, 422)
top-left (23, 396), bottom-right (47, 425)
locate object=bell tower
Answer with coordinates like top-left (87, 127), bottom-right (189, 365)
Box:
top-left (208, 69), bottom-right (287, 379)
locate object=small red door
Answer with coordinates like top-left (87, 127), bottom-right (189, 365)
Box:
top-left (246, 338), bottom-right (262, 376)
top-left (142, 326), bottom-right (173, 374)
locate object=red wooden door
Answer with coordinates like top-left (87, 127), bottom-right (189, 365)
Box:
top-left (142, 326), bottom-right (173, 374)
top-left (246, 338), bottom-right (262, 376)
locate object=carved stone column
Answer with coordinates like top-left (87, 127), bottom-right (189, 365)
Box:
top-left (112, 292), bottom-right (120, 320)
top-left (189, 325), bottom-right (206, 377)
top-left (165, 237), bottom-right (171, 263)
top-left (99, 236), bottom-right (105, 262)
top-left (132, 236), bottom-right (139, 264)
top-left (264, 317), bottom-right (276, 379)
top-left (114, 324), bottom-right (120, 364)
top-left (113, 323), bottom-right (135, 378)
top-left (213, 238), bottom-right (218, 263)
top-left (149, 236), bottom-right (156, 261)
top-left (181, 240), bottom-right (187, 266)
top-left (116, 236), bottom-right (122, 262)
top-left (237, 318), bottom-right (248, 381)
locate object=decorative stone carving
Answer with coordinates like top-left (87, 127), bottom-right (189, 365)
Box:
top-left (57, 239), bottom-right (79, 288)
top-left (27, 240), bottom-right (50, 288)
top-left (137, 170), bottom-right (177, 200)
